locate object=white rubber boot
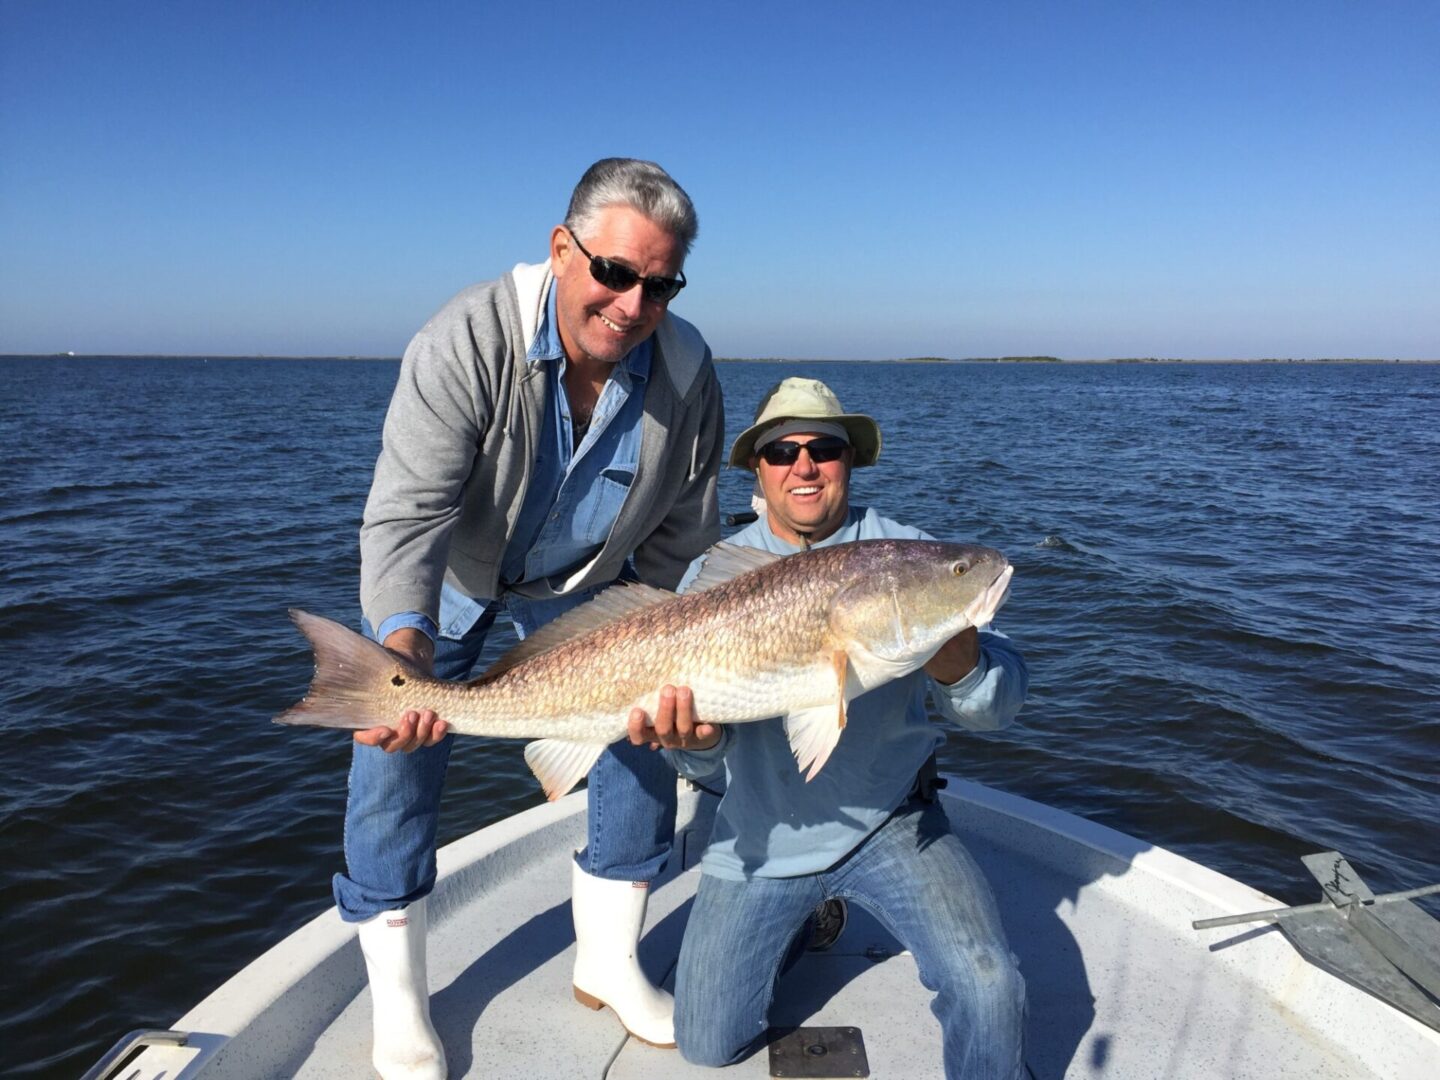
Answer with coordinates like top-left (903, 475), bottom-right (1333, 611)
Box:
top-left (356, 900), bottom-right (447, 1079)
top-left (571, 862), bottom-right (676, 1048)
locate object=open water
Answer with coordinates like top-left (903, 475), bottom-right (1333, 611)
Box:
top-left (2, 356), bottom-right (1438, 1077)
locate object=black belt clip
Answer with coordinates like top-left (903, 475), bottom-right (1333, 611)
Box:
top-left (912, 753), bottom-right (948, 804)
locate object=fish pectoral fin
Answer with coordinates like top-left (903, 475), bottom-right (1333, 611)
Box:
top-left (784, 704), bottom-right (845, 783)
top-left (832, 649), bottom-right (850, 730)
top-left (523, 739), bottom-right (608, 802)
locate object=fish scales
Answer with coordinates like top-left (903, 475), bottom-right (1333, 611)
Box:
top-left (456, 547), bottom-right (845, 732)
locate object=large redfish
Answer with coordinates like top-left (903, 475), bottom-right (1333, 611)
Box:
top-left (276, 539), bottom-right (1013, 799)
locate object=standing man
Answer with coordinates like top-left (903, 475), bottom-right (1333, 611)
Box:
top-left (630, 378), bottom-right (1028, 1079)
top-left (344, 159), bottom-right (723, 1078)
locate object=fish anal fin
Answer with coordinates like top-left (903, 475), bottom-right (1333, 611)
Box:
top-left (784, 704), bottom-right (845, 782)
top-left (686, 541), bottom-right (785, 593)
top-left (474, 583), bottom-right (675, 683)
top-left (831, 649), bottom-right (850, 730)
top-left (523, 739), bottom-right (607, 801)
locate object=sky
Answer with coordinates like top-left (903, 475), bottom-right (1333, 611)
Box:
top-left (2, 1), bottom-right (1437, 360)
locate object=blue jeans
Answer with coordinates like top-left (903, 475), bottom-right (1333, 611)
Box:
top-left (675, 798), bottom-right (1026, 1080)
top-left (332, 589), bottom-right (678, 921)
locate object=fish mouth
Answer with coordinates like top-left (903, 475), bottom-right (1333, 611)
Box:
top-left (963, 563), bottom-right (1013, 628)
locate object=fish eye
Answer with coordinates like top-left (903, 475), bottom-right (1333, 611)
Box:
top-left (951, 559), bottom-right (969, 576)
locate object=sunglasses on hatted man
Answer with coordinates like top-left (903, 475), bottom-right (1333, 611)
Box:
top-left (569, 230), bottom-right (687, 304)
top-left (757, 436), bottom-right (851, 466)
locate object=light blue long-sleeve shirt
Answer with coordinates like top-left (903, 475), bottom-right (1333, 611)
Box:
top-left (377, 283), bottom-right (650, 643)
top-left (666, 507), bottom-right (1028, 881)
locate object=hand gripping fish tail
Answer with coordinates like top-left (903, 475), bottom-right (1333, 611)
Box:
top-left (272, 610), bottom-right (435, 731)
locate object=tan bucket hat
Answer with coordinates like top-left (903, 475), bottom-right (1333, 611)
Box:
top-left (728, 377), bottom-right (882, 468)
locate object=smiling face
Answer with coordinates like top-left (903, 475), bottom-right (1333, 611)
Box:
top-left (751, 431), bottom-right (854, 545)
top-left (550, 204), bottom-right (685, 369)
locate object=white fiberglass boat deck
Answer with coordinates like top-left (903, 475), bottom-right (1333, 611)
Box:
top-left (92, 779), bottom-right (1439, 1079)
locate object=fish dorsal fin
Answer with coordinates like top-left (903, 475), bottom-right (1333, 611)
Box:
top-left (471, 582), bottom-right (675, 683)
top-left (687, 541), bottom-right (784, 593)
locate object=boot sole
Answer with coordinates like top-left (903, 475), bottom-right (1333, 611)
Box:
top-left (573, 986), bottom-right (677, 1049)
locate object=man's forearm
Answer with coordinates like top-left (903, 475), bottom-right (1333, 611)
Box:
top-left (932, 630), bottom-right (1028, 732)
top-left (383, 626), bottom-right (436, 676)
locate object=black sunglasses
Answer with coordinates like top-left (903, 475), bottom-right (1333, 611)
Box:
top-left (757, 436), bottom-right (851, 467)
top-left (569, 230), bottom-right (687, 304)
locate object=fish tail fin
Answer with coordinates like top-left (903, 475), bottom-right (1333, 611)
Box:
top-left (523, 739), bottom-right (607, 801)
top-left (273, 609), bottom-right (417, 731)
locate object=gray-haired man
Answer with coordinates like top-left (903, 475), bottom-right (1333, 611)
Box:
top-left (341, 158), bottom-right (724, 1077)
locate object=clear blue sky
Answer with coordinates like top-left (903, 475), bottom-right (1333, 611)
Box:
top-left (3, 1), bottom-right (1437, 359)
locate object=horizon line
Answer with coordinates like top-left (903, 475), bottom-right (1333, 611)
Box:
top-left (3, 353), bottom-right (1438, 365)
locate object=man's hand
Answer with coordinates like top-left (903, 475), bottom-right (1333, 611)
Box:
top-left (355, 708), bottom-right (449, 752)
top-left (924, 626), bottom-right (980, 685)
top-left (354, 627), bottom-right (450, 751)
top-left (628, 685), bottom-right (722, 751)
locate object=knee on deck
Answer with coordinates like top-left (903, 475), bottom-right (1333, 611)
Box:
top-left (928, 945), bottom-right (1027, 1014)
top-left (676, 1008), bottom-right (764, 1067)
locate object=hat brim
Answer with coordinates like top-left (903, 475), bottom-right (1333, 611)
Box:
top-left (728, 414), bottom-right (882, 468)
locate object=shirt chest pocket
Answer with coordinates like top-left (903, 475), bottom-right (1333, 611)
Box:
top-left (571, 465), bottom-right (637, 547)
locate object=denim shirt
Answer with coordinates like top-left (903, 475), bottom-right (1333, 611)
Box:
top-left (377, 283), bottom-right (651, 644)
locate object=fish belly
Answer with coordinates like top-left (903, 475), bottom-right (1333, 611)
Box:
top-left (639, 660), bottom-right (837, 728)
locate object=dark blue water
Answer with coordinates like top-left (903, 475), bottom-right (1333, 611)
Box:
top-left (3, 356), bottom-right (1438, 1078)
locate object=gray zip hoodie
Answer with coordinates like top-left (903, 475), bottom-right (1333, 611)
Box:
top-left (360, 260), bottom-right (724, 632)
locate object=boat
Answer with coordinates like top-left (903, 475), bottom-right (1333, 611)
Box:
top-left (84, 777), bottom-right (1440, 1079)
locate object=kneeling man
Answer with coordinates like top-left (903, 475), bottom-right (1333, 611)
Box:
top-left (629, 377), bottom-right (1028, 1079)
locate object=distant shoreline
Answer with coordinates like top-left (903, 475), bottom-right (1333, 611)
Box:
top-left (2, 353), bottom-right (1437, 365)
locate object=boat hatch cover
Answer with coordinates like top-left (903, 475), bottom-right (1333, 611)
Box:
top-left (768, 1026), bottom-right (870, 1078)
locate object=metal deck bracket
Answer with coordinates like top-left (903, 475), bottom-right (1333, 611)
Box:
top-left (768, 1026), bottom-right (870, 1078)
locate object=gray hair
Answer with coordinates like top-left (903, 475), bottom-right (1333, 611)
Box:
top-left (564, 158), bottom-right (699, 256)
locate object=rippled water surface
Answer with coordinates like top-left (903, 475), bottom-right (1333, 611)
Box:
top-left (2, 356), bottom-right (1437, 1077)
